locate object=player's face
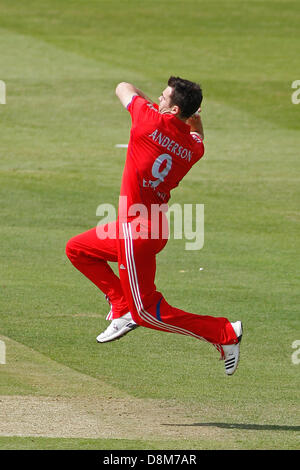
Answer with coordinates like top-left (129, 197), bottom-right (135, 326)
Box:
top-left (158, 86), bottom-right (174, 114)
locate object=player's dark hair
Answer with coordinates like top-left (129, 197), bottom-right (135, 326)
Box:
top-left (168, 76), bottom-right (203, 118)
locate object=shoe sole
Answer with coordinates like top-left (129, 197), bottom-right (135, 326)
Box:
top-left (226, 321), bottom-right (243, 376)
top-left (96, 324), bottom-right (139, 343)
top-left (237, 321), bottom-right (243, 344)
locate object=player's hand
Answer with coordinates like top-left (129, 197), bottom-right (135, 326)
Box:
top-left (186, 108), bottom-right (203, 135)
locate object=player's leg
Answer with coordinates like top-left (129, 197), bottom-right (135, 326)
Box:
top-left (66, 223), bottom-right (139, 342)
top-left (117, 219), bottom-right (242, 374)
top-left (65, 223), bottom-right (129, 319)
top-left (118, 220), bottom-right (236, 342)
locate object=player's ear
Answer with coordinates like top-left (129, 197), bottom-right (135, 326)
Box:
top-left (170, 104), bottom-right (180, 116)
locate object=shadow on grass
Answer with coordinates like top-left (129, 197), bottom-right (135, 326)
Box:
top-left (162, 423), bottom-right (300, 431)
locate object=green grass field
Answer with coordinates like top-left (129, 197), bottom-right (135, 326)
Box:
top-left (0, 0), bottom-right (299, 450)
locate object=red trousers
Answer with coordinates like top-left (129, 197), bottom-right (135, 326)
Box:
top-left (65, 218), bottom-right (238, 351)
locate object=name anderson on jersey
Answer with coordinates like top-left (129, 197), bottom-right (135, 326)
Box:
top-left (148, 128), bottom-right (193, 162)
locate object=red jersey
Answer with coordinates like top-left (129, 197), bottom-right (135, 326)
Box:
top-left (119, 95), bottom-right (204, 218)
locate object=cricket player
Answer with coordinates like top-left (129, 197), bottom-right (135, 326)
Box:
top-left (66, 77), bottom-right (243, 375)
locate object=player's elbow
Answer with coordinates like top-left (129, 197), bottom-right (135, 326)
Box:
top-left (115, 82), bottom-right (130, 97)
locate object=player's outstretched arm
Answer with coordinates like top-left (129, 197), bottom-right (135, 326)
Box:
top-left (116, 82), bottom-right (154, 108)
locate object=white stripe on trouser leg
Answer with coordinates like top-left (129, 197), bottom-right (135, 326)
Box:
top-left (123, 222), bottom-right (208, 342)
top-left (122, 222), bottom-right (181, 334)
top-left (126, 222), bottom-right (207, 340)
top-left (106, 310), bottom-right (113, 321)
top-left (123, 223), bottom-right (175, 334)
top-left (122, 223), bottom-right (143, 313)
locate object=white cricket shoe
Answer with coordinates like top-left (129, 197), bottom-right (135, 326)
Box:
top-left (96, 312), bottom-right (139, 343)
top-left (222, 321), bottom-right (243, 376)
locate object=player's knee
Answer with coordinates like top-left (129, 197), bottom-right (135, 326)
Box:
top-left (65, 237), bottom-right (79, 262)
